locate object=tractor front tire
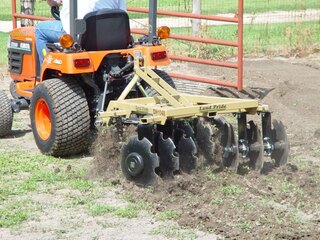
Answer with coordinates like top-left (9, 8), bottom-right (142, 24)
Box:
top-left (0, 90), bottom-right (13, 137)
top-left (10, 80), bottom-right (20, 99)
top-left (145, 69), bottom-right (176, 97)
top-left (30, 78), bottom-right (90, 157)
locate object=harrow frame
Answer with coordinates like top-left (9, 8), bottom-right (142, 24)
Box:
top-left (100, 52), bottom-right (269, 126)
top-left (99, 52), bottom-right (288, 187)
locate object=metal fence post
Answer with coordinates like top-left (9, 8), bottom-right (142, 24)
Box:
top-left (148, 0), bottom-right (157, 44)
top-left (237, 0), bottom-right (244, 91)
top-left (70, 0), bottom-right (77, 40)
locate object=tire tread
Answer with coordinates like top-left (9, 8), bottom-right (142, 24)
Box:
top-left (31, 78), bottom-right (90, 156)
top-left (0, 90), bottom-right (13, 137)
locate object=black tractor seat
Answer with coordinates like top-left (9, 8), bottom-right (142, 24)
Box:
top-left (81, 9), bottom-right (131, 51)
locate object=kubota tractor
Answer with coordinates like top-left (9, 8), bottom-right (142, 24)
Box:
top-left (1, 0), bottom-right (289, 186)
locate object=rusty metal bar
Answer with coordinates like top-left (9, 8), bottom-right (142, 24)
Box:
top-left (11, 0), bottom-right (17, 28)
top-left (237, 0), bottom-right (244, 90)
top-left (128, 7), bottom-right (238, 23)
top-left (170, 33), bottom-right (238, 47)
top-left (12, 13), bottom-right (51, 21)
top-left (168, 55), bottom-right (238, 69)
top-left (168, 73), bottom-right (237, 88)
top-left (129, 2), bottom-right (244, 90)
top-left (131, 29), bottom-right (238, 47)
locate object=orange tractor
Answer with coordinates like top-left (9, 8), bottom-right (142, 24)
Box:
top-left (1, 0), bottom-right (289, 186)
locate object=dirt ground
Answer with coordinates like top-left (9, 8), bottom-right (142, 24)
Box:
top-left (1, 54), bottom-right (320, 239)
top-left (93, 54), bottom-right (320, 239)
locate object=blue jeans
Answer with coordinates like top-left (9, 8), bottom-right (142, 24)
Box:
top-left (35, 20), bottom-right (66, 70)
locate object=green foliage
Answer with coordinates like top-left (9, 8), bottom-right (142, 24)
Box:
top-left (87, 203), bottom-right (117, 216)
top-left (210, 197), bottom-right (224, 205)
top-left (279, 180), bottom-right (302, 193)
top-left (205, 168), bottom-right (221, 181)
top-left (235, 221), bottom-right (252, 231)
top-left (0, 1), bottom-right (50, 20)
top-left (87, 203), bottom-right (139, 218)
top-left (151, 222), bottom-right (198, 240)
top-left (168, 21), bottom-right (320, 59)
top-left (0, 199), bottom-right (37, 227)
top-left (0, 32), bottom-right (9, 66)
top-left (0, 151), bottom-right (98, 227)
top-left (218, 184), bottom-right (243, 196)
top-left (67, 178), bottom-right (94, 192)
top-left (157, 210), bottom-right (179, 221)
top-left (114, 205), bottom-right (139, 218)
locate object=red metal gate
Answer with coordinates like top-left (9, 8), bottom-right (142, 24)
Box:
top-left (128, 1), bottom-right (244, 90)
top-left (11, 0), bottom-right (244, 90)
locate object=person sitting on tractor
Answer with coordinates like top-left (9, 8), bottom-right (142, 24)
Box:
top-left (35, 0), bottom-right (126, 70)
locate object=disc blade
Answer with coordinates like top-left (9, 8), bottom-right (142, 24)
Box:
top-left (195, 120), bottom-right (215, 164)
top-left (271, 120), bottom-right (289, 166)
top-left (248, 121), bottom-right (264, 171)
top-left (121, 135), bottom-right (159, 186)
top-left (177, 135), bottom-right (198, 173)
top-left (215, 120), bottom-right (239, 170)
top-left (157, 133), bottom-right (179, 178)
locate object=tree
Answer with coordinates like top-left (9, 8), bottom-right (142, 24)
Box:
top-left (21, 0), bottom-right (35, 26)
top-left (191, 0), bottom-right (201, 36)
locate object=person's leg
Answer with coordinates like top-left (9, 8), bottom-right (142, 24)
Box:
top-left (35, 20), bottom-right (65, 70)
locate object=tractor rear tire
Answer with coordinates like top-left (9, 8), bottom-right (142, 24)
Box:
top-left (0, 90), bottom-right (13, 137)
top-left (30, 78), bottom-right (90, 157)
top-left (145, 69), bottom-right (176, 97)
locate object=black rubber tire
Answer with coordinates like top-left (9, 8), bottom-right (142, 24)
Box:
top-left (145, 69), bottom-right (176, 97)
top-left (9, 81), bottom-right (21, 99)
top-left (30, 78), bottom-right (90, 157)
top-left (0, 90), bottom-right (13, 137)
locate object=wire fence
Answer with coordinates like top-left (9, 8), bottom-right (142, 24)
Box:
top-left (1, 0), bottom-right (320, 58)
top-left (127, 0), bottom-right (320, 58)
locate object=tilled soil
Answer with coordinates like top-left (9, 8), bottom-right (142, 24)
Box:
top-left (92, 54), bottom-right (320, 239)
top-left (1, 54), bottom-right (320, 239)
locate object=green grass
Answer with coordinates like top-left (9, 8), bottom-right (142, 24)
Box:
top-left (151, 222), bottom-right (198, 240)
top-left (234, 221), bottom-right (252, 231)
top-left (157, 210), bottom-right (179, 221)
top-left (0, 151), bottom-right (94, 225)
top-left (279, 180), bottom-right (302, 193)
top-left (218, 184), bottom-right (243, 196)
top-left (0, 1), bottom-right (51, 20)
top-left (205, 168), bottom-right (221, 181)
top-left (0, 199), bottom-right (38, 227)
top-left (210, 197), bottom-right (224, 205)
top-left (0, 0), bottom-right (13, 20)
top-left (87, 203), bottom-right (139, 218)
top-left (0, 32), bottom-right (9, 66)
top-left (0, 150), bottom-right (147, 228)
top-left (87, 203), bottom-right (117, 216)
